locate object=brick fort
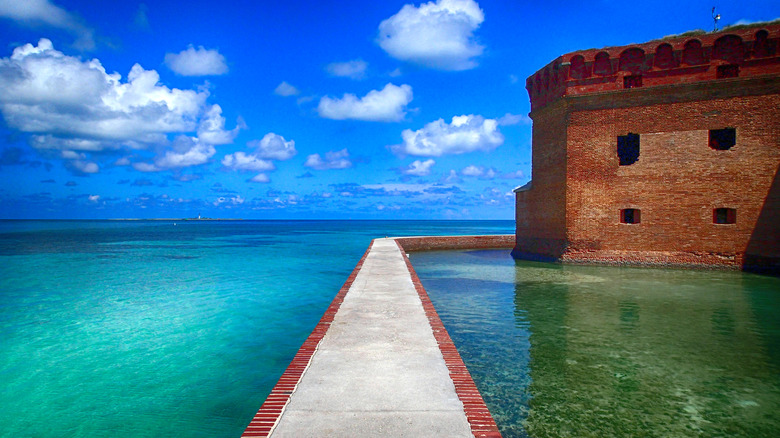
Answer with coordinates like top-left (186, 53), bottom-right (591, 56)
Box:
top-left (513, 22), bottom-right (780, 273)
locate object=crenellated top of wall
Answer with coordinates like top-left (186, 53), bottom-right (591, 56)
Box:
top-left (527, 23), bottom-right (780, 112)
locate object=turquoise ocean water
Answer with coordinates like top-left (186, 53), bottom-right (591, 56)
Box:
top-left (411, 250), bottom-right (780, 438)
top-left (0, 220), bottom-right (512, 438)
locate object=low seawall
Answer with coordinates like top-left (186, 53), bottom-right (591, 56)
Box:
top-left (396, 234), bottom-right (515, 252)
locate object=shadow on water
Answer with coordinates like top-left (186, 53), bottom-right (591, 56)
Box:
top-left (744, 273), bottom-right (780, 374)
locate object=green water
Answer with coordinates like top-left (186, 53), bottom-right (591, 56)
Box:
top-left (410, 250), bottom-right (780, 438)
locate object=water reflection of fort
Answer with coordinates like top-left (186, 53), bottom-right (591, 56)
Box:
top-left (513, 262), bottom-right (779, 437)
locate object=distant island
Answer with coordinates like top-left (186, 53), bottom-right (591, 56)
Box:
top-left (109, 217), bottom-right (243, 221)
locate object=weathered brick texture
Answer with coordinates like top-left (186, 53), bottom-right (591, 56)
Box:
top-left (515, 23), bottom-right (780, 273)
top-left (396, 235), bottom-right (514, 252)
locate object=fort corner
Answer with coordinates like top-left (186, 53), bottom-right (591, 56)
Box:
top-left (514, 23), bottom-right (780, 273)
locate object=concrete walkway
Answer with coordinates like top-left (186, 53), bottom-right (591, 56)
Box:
top-left (268, 238), bottom-right (472, 437)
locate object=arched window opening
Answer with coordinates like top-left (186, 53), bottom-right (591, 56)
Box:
top-left (593, 52), bottom-right (613, 76)
top-left (570, 55), bottom-right (588, 79)
top-left (654, 43), bottom-right (676, 69)
top-left (619, 48), bottom-right (645, 74)
top-left (753, 30), bottom-right (771, 57)
top-left (713, 35), bottom-right (744, 64)
top-left (682, 40), bottom-right (705, 65)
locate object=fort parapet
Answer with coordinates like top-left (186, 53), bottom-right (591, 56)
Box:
top-left (514, 22), bottom-right (780, 273)
top-left (527, 24), bottom-right (780, 111)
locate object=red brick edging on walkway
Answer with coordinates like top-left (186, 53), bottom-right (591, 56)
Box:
top-left (395, 239), bottom-right (503, 438)
top-left (241, 242), bottom-right (374, 437)
top-left (242, 237), bottom-right (505, 437)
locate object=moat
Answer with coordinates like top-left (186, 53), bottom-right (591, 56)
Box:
top-left (411, 249), bottom-right (780, 438)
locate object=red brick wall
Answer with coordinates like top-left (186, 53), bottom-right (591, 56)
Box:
top-left (396, 235), bottom-right (514, 252)
top-left (514, 102), bottom-right (569, 259)
top-left (565, 91), bottom-right (779, 268)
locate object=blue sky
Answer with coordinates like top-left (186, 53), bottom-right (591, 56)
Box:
top-left (1, 0), bottom-right (778, 219)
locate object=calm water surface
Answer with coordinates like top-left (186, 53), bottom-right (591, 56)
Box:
top-left (0, 220), bottom-right (512, 438)
top-left (410, 250), bottom-right (780, 438)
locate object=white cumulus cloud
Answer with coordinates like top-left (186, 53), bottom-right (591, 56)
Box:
top-left (461, 165), bottom-right (496, 178)
top-left (377, 0), bottom-right (484, 71)
top-left (1, 40), bottom-right (196, 140)
top-left (497, 112), bottom-right (531, 126)
top-left (164, 45), bottom-right (228, 76)
top-left (443, 169), bottom-right (462, 183)
top-left (393, 114), bottom-right (503, 157)
top-left (134, 136), bottom-right (216, 172)
top-left (249, 173), bottom-right (270, 183)
top-left (222, 133), bottom-right (294, 181)
top-left (318, 83), bottom-right (412, 122)
top-left (249, 133), bottom-right (297, 161)
top-left (0, 39), bottom-right (243, 174)
top-left (125, 105), bottom-right (241, 173)
top-left (274, 81), bottom-right (300, 96)
top-left (61, 150), bottom-right (98, 174)
top-left (154, 142), bottom-right (215, 168)
top-left (404, 159), bottom-right (436, 176)
top-left (221, 151), bottom-right (275, 172)
top-left (197, 104), bottom-right (242, 145)
top-left (213, 195), bottom-right (245, 206)
top-left (304, 149), bottom-right (352, 170)
top-left (502, 170), bottom-right (524, 179)
top-left (72, 160), bottom-right (98, 173)
top-left (0, 0), bottom-right (95, 50)
top-left (0, 39), bottom-right (207, 145)
top-left (461, 164), bottom-right (483, 176)
top-left (326, 59), bottom-right (368, 79)
top-left (69, 160), bottom-right (100, 173)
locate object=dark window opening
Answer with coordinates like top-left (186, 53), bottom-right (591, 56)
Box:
top-left (569, 55), bottom-right (589, 79)
top-left (753, 30), bottom-right (771, 58)
top-left (624, 75), bottom-right (643, 88)
top-left (617, 133), bottom-right (640, 165)
top-left (713, 208), bottom-right (736, 224)
top-left (593, 52), bottom-right (613, 76)
top-left (654, 43), bottom-right (676, 69)
top-left (713, 35), bottom-right (745, 64)
top-left (709, 128), bottom-right (736, 150)
top-left (619, 48), bottom-right (646, 74)
top-left (621, 209), bottom-right (641, 224)
top-left (682, 40), bottom-right (705, 65)
top-left (716, 64), bottom-right (739, 78)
